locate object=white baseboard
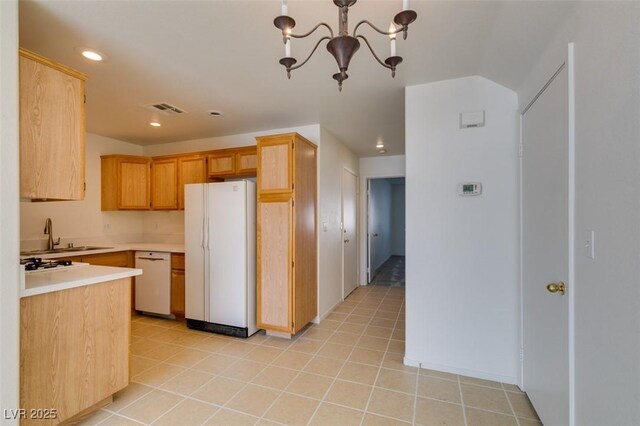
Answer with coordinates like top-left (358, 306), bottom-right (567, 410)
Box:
top-left (403, 356), bottom-right (519, 385)
top-left (317, 298), bottom-right (344, 323)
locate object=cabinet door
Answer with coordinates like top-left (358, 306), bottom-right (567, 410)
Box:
top-left (207, 152), bottom-right (235, 177)
top-left (257, 137), bottom-right (292, 194)
top-left (19, 52), bottom-right (86, 200)
top-left (178, 156), bottom-right (207, 209)
top-left (236, 147), bottom-right (257, 176)
top-left (119, 158), bottom-right (150, 209)
top-left (171, 269), bottom-right (185, 316)
top-left (257, 198), bottom-right (293, 332)
top-left (151, 158), bottom-right (178, 210)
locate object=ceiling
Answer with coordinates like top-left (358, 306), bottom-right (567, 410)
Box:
top-left (19, 1), bottom-right (574, 157)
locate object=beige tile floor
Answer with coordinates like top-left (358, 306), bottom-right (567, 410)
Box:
top-left (80, 286), bottom-right (541, 426)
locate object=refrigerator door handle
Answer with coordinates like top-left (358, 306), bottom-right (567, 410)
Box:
top-left (206, 218), bottom-right (210, 250)
top-left (201, 185), bottom-right (206, 249)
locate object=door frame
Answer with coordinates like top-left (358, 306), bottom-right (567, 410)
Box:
top-left (365, 175), bottom-right (405, 284)
top-left (341, 167), bottom-right (358, 298)
top-left (520, 42), bottom-right (575, 425)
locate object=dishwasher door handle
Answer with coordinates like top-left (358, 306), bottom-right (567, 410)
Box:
top-left (136, 257), bottom-right (167, 261)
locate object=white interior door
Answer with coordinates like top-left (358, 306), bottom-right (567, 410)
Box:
top-left (342, 169), bottom-right (358, 297)
top-left (522, 54), bottom-right (572, 425)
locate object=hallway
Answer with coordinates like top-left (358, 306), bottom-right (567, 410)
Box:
top-left (370, 255), bottom-right (405, 287)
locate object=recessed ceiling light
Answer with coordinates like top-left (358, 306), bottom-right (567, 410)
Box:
top-left (378, 149), bottom-right (387, 154)
top-left (81, 50), bottom-right (103, 61)
top-left (208, 110), bottom-right (224, 117)
top-left (376, 141), bottom-right (384, 149)
top-left (150, 121), bottom-right (161, 127)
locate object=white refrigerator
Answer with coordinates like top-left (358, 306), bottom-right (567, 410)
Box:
top-left (184, 180), bottom-right (258, 337)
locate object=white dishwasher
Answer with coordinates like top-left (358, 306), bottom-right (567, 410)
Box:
top-left (135, 251), bottom-right (171, 316)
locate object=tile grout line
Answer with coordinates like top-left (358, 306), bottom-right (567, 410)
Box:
top-left (305, 285), bottom-right (392, 426)
top-left (504, 387), bottom-right (522, 426)
top-left (359, 286), bottom-right (404, 425)
top-left (255, 285), bottom-right (384, 425)
top-left (458, 375), bottom-right (469, 426)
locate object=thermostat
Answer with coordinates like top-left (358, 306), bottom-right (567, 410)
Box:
top-left (458, 182), bottom-right (482, 196)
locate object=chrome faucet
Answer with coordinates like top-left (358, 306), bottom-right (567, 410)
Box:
top-left (44, 217), bottom-right (60, 251)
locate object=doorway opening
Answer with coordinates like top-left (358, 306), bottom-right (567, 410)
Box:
top-left (367, 177), bottom-right (405, 287)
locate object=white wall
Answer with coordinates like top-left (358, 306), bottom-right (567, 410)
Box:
top-left (358, 155), bottom-right (405, 284)
top-left (20, 133), bottom-right (145, 249)
top-left (369, 178), bottom-right (392, 272)
top-left (0, 0), bottom-right (20, 420)
top-left (318, 127), bottom-right (358, 319)
top-left (391, 183), bottom-right (406, 256)
top-left (519, 4), bottom-right (640, 425)
top-left (405, 76), bottom-right (520, 383)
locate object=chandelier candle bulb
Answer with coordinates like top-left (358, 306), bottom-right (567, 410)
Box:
top-left (389, 23), bottom-right (397, 57)
top-left (403, 0), bottom-right (409, 11)
top-left (281, 0), bottom-right (288, 16)
top-left (285, 38), bottom-right (291, 57)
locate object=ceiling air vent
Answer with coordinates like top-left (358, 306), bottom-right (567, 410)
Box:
top-left (145, 102), bottom-right (187, 115)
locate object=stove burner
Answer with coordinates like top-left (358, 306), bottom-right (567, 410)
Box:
top-left (21, 258), bottom-right (74, 271)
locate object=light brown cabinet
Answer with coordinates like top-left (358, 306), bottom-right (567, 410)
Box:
top-left (101, 155), bottom-right (151, 210)
top-left (256, 133), bottom-right (317, 335)
top-left (236, 147), bottom-right (258, 175)
top-left (151, 158), bottom-right (178, 210)
top-left (207, 151), bottom-right (236, 177)
top-left (101, 146), bottom-right (257, 211)
top-left (207, 146), bottom-right (258, 179)
top-left (19, 48), bottom-right (87, 201)
top-left (20, 278), bottom-right (131, 425)
top-left (177, 155), bottom-right (207, 209)
top-left (171, 253), bottom-right (185, 316)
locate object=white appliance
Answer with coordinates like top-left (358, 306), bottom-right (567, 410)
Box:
top-left (135, 251), bottom-right (171, 316)
top-left (185, 180), bottom-right (257, 337)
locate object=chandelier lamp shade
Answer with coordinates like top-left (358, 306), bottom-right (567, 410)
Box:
top-left (274, 0), bottom-right (418, 91)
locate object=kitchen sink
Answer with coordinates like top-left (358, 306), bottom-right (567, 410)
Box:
top-left (20, 246), bottom-right (114, 256)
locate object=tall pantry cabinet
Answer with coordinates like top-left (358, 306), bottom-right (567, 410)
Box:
top-left (255, 133), bottom-right (317, 336)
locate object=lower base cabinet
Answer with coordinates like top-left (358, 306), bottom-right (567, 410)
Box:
top-left (20, 279), bottom-right (131, 425)
top-left (171, 253), bottom-right (185, 316)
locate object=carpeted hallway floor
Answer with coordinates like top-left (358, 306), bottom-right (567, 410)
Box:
top-left (370, 256), bottom-right (405, 287)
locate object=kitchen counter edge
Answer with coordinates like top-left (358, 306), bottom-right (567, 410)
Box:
top-left (22, 243), bottom-right (185, 260)
top-left (22, 265), bottom-right (142, 298)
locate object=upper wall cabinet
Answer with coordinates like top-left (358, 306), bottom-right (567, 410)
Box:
top-left (101, 155), bottom-right (151, 210)
top-left (151, 158), bottom-right (178, 210)
top-left (101, 146), bottom-right (256, 211)
top-left (207, 146), bottom-right (257, 179)
top-left (19, 48), bottom-right (87, 201)
top-left (177, 155), bottom-right (207, 210)
top-left (236, 147), bottom-right (258, 176)
top-left (257, 135), bottom-right (293, 194)
top-left (207, 151), bottom-right (235, 177)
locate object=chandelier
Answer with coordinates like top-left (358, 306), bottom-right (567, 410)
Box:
top-left (274, 0), bottom-right (417, 91)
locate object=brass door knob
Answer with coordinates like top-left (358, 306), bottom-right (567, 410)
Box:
top-left (546, 282), bottom-right (566, 295)
top-left (344, 239), bottom-right (350, 243)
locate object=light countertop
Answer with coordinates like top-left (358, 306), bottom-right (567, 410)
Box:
top-left (22, 243), bottom-right (185, 260)
top-left (22, 264), bottom-right (142, 298)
